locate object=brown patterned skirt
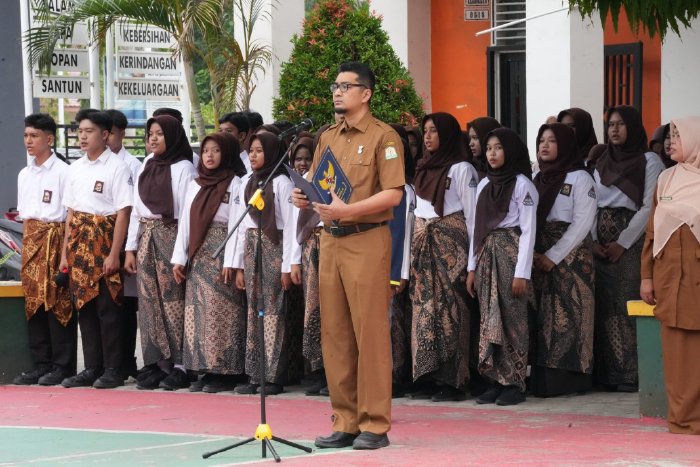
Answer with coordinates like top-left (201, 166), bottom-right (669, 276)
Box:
top-left (66, 211), bottom-right (121, 311)
top-left (182, 223), bottom-right (247, 374)
top-left (475, 227), bottom-right (532, 391)
top-left (136, 219), bottom-right (186, 366)
top-left (301, 227), bottom-right (323, 372)
top-left (244, 229), bottom-right (289, 384)
top-left (532, 221), bottom-right (595, 395)
top-left (594, 207), bottom-right (642, 386)
top-left (409, 212), bottom-right (471, 388)
top-left (21, 219), bottom-right (72, 326)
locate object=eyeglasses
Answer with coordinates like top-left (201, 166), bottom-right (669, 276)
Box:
top-left (330, 82), bottom-right (366, 93)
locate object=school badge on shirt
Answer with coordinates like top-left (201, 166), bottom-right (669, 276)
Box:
top-left (560, 183), bottom-right (572, 196)
top-left (93, 181), bottom-right (104, 193)
top-left (523, 192), bottom-right (534, 206)
top-left (445, 177), bottom-right (452, 190)
top-left (384, 141), bottom-right (398, 160)
top-left (222, 192), bottom-right (230, 204)
top-left (42, 190), bottom-right (52, 204)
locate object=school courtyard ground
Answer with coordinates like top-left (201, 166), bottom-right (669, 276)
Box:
top-left (1, 382), bottom-right (699, 466)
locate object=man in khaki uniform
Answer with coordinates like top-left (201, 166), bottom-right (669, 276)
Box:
top-left (293, 62), bottom-right (405, 450)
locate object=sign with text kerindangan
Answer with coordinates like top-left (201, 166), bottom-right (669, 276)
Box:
top-left (117, 51), bottom-right (180, 76)
top-left (116, 78), bottom-right (181, 101)
top-left (33, 48), bottom-right (88, 73)
top-left (116, 23), bottom-right (176, 49)
top-left (32, 75), bottom-right (90, 99)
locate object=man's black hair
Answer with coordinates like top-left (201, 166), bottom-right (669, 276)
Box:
top-left (75, 108), bottom-right (113, 133)
top-left (338, 61), bottom-right (376, 91)
top-left (273, 120), bottom-right (293, 133)
top-left (153, 107), bottom-right (183, 123)
top-left (24, 113), bottom-right (57, 136)
top-left (219, 112), bottom-right (251, 133)
top-left (243, 111), bottom-right (263, 129)
top-left (105, 109), bottom-right (128, 130)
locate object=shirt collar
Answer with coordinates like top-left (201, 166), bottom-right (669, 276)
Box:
top-left (86, 148), bottom-right (113, 164)
top-left (340, 111), bottom-right (373, 134)
top-left (29, 152), bottom-right (58, 170)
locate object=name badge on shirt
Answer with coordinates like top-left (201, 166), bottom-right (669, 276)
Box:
top-left (222, 192), bottom-right (230, 204)
top-left (660, 196), bottom-right (673, 201)
top-left (445, 177), bottom-right (452, 190)
top-left (560, 183), bottom-right (572, 196)
top-left (93, 181), bottom-right (104, 194)
top-left (523, 192), bottom-right (534, 206)
top-left (42, 190), bottom-right (52, 204)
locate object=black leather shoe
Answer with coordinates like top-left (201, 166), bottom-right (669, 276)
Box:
top-left (352, 432), bottom-right (390, 450)
top-left (190, 373), bottom-right (212, 392)
top-left (62, 368), bottom-right (102, 388)
top-left (305, 378), bottom-right (327, 396)
top-left (495, 386), bottom-right (526, 406)
top-left (235, 383), bottom-right (259, 395)
top-left (319, 386), bottom-right (329, 396)
top-left (202, 375), bottom-right (238, 393)
top-left (136, 364), bottom-right (159, 383)
top-left (38, 366), bottom-right (72, 386)
top-left (431, 386), bottom-right (467, 402)
top-left (13, 365), bottom-right (52, 385)
top-left (93, 368), bottom-right (125, 389)
top-left (261, 383), bottom-right (284, 395)
top-left (475, 385), bottom-right (503, 404)
top-left (136, 369), bottom-right (168, 390)
top-left (159, 369), bottom-right (190, 391)
top-left (314, 431), bottom-right (359, 448)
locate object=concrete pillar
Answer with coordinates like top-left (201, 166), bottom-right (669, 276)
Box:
top-left (372, 0), bottom-right (431, 112)
top-left (661, 17), bottom-right (700, 122)
top-left (241, 0), bottom-right (304, 123)
top-left (0, 0), bottom-right (29, 210)
top-left (526, 2), bottom-right (604, 156)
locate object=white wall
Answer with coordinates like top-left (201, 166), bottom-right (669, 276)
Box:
top-left (526, 2), bottom-right (603, 156)
top-left (661, 17), bottom-right (700, 122)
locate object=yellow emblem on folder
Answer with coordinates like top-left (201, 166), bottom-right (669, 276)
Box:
top-left (318, 161), bottom-right (336, 191)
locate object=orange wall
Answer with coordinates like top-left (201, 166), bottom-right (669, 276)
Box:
top-left (604, 9), bottom-right (661, 137)
top-left (431, 1), bottom-right (490, 127)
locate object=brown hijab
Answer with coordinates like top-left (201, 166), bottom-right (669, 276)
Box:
top-left (139, 115), bottom-right (193, 219)
top-left (534, 123), bottom-right (587, 230)
top-left (473, 128), bottom-right (532, 254)
top-left (289, 132), bottom-right (314, 167)
top-left (557, 108), bottom-right (598, 161)
top-left (414, 112), bottom-right (470, 217)
top-left (404, 126), bottom-right (424, 162)
top-left (244, 132), bottom-right (289, 244)
top-left (188, 132), bottom-right (244, 258)
top-left (467, 117), bottom-right (502, 177)
top-left (596, 105), bottom-right (648, 207)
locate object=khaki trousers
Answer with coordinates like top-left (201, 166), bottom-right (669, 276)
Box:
top-left (319, 225), bottom-right (393, 434)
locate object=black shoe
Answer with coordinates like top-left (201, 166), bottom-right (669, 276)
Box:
top-left (13, 365), bottom-right (52, 385)
top-left (260, 382), bottom-right (284, 395)
top-left (305, 378), bottom-right (327, 396)
top-left (319, 386), bottom-right (329, 396)
top-left (392, 382), bottom-right (407, 398)
top-left (235, 383), bottom-right (259, 394)
top-left (159, 369), bottom-right (190, 390)
top-left (136, 369), bottom-right (168, 390)
top-left (38, 367), bottom-right (72, 386)
top-left (495, 386), bottom-right (526, 406)
top-left (136, 364), bottom-right (159, 383)
top-left (190, 373), bottom-right (213, 392)
top-left (62, 368), bottom-right (102, 388)
top-left (352, 432), bottom-right (390, 450)
top-left (431, 386), bottom-right (466, 402)
top-left (475, 385), bottom-right (503, 404)
top-left (93, 368), bottom-right (125, 389)
top-left (203, 375), bottom-right (238, 393)
top-left (314, 431), bottom-right (359, 448)
top-left (409, 381), bottom-right (438, 400)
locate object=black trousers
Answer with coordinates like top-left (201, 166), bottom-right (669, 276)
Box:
top-left (27, 306), bottom-right (78, 373)
top-left (78, 279), bottom-right (124, 370)
top-left (121, 296), bottom-right (138, 371)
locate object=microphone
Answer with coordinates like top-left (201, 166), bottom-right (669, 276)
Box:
top-left (278, 118), bottom-right (314, 140)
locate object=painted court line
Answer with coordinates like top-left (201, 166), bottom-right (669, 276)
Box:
top-left (0, 424), bottom-right (232, 439)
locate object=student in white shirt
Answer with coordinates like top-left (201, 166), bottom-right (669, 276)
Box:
top-left (120, 115), bottom-right (195, 391)
top-left (13, 113), bottom-right (76, 387)
top-left (409, 113), bottom-right (478, 402)
top-left (591, 105), bottom-right (664, 392)
top-left (60, 109), bottom-right (132, 390)
top-left (219, 111), bottom-right (252, 173)
top-left (530, 123), bottom-right (597, 397)
top-left (232, 132), bottom-right (295, 396)
top-left (105, 108), bottom-right (142, 380)
top-left (466, 127), bottom-right (537, 406)
top-left (170, 132), bottom-right (247, 393)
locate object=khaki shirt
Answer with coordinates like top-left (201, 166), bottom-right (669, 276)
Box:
top-left (310, 111), bottom-right (405, 224)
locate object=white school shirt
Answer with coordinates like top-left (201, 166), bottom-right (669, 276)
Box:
top-left (414, 161), bottom-right (478, 235)
top-left (540, 170), bottom-right (597, 265)
top-left (591, 151), bottom-right (664, 249)
top-left (63, 149), bottom-right (133, 215)
top-left (240, 150), bottom-right (251, 173)
top-left (114, 146), bottom-right (142, 180)
top-left (17, 153), bottom-right (69, 222)
top-left (468, 174), bottom-right (538, 280)
top-left (229, 173), bottom-right (296, 274)
top-left (171, 176), bottom-right (242, 267)
top-left (401, 185), bottom-right (417, 281)
top-left (125, 157), bottom-right (198, 251)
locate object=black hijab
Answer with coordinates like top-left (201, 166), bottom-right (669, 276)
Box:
top-left (557, 108), bottom-right (599, 161)
top-left (467, 117), bottom-right (502, 177)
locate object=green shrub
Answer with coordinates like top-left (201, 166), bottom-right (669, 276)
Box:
top-left (273, 0), bottom-right (424, 128)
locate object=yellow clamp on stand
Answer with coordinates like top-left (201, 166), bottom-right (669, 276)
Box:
top-left (254, 423), bottom-right (273, 441)
top-left (248, 189), bottom-right (265, 211)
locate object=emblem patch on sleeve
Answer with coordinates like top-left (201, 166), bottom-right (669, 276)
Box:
top-left (588, 187), bottom-right (596, 199)
top-left (385, 144), bottom-right (398, 160)
top-left (523, 192), bottom-right (534, 206)
top-left (445, 177), bottom-right (452, 190)
top-left (127, 176), bottom-right (134, 186)
top-left (93, 181), bottom-right (104, 193)
top-left (222, 192), bottom-right (230, 204)
top-left (560, 183), bottom-right (572, 196)
top-left (42, 190), bottom-right (52, 204)
top-left (469, 176), bottom-right (478, 188)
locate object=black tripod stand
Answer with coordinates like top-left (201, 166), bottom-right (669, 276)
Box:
top-left (204, 134), bottom-right (313, 462)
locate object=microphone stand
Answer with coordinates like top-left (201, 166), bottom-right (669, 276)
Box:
top-left (203, 133), bottom-right (313, 462)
